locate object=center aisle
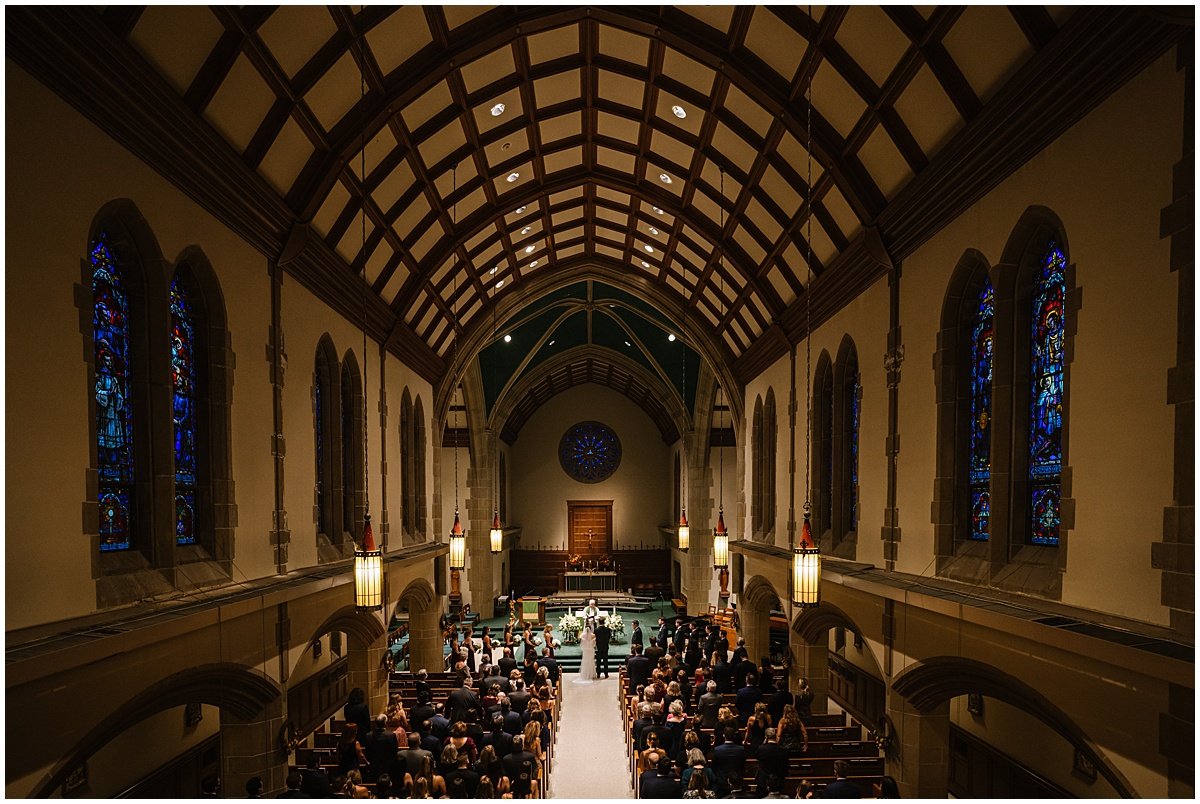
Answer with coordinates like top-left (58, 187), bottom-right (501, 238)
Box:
top-left (550, 676), bottom-right (634, 799)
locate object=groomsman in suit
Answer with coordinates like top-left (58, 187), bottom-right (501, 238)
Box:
top-left (656, 616), bottom-right (670, 648)
top-left (594, 616), bottom-right (613, 678)
top-left (630, 619), bottom-right (644, 648)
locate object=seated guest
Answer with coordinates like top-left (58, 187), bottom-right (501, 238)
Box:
top-left (821, 760), bottom-right (861, 799)
top-left (300, 755), bottom-right (333, 798)
top-left (345, 769), bottom-right (370, 798)
top-left (444, 749), bottom-right (481, 799)
top-left (278, 771), bottom-right (306, 798)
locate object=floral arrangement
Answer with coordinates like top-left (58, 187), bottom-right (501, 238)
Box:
top-left (607, 612), bottom-right (625, 642)
top-left (558, 613), bottom-right (582, 644)
top-left (567, 554), bottom-right (584, 570)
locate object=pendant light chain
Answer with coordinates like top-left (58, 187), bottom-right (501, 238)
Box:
top-left (803, 7), bottom-right (814, 516)
top-left (452, 163), bottom-right (460, 513)
top-left (359, 29), bottom-right (370, 520)
top-left (718, 166), bottom-right (725, 507)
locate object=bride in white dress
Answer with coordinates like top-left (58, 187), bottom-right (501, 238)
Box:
top-left (574, 621), bottom-right (598, 683)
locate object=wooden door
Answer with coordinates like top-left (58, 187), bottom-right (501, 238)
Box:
top-left (567, 500), bottom-right (613, 557)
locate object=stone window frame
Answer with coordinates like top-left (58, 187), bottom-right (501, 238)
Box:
top-left (831, 336), bottom-right (861, 558)
top-left (414, 395), bottom-right (428, 535)
top-left (933, 208), bottom-right (1077, 599)
top-left (400, 388), bottom-right (415, 537)
top-left (314, 334), bottom-right (348, 561)
top-left (811, 351), bottom-right (835, 541)
top-left (340, 349), bottom-right (365, 545)
top-left (79, 201), bottom-right (235, 608)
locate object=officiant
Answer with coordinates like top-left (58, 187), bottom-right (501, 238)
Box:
top-left (582, 598), bottom-right (601, 622)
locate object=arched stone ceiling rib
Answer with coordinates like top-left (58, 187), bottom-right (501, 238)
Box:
top-left (13, 6), bottom-right (1186, 389)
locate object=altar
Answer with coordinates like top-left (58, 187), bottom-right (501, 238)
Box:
top-left (563, 570), bottom-right (618, 592)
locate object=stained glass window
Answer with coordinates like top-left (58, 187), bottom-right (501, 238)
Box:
top-left (1028, 243), bottom-right (1066, 545)
top-left (315, 372), bottom-right (325, 531)
top-left (171, 279), bottom-right (198, 546)
top-left (559, 421), bottom-right (621, 483)
top-left (849, 371), bottom-right (861, 527)
top-left (820, 369), bottom-right (833, 532)
top-left (93, 234), bottom-right (134, 552)
top-left (968, 279), bottom-right (994, 541)
top-left (342, 365), bottom-right (354, 533)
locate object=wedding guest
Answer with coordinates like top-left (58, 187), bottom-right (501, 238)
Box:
top-left (821, 761), bottom-right (861, 799)
top-left (445, 720), bottom-right (479, 763)
top-left (753, 729), bottom-right (788, 797)
top-left (363, 714), bottom-right (399, 782)
top-left (343, 688), bottom-right (372, 746)
top-left (474, 744), bottom-right (509, 795)
top-left (639, 753), bottom-right (682, 799)
top-left (698, 681), bottom-right (723, 729)
top-left (345, 769), bottom-right (370, 798)
top-left (336, 723), bottom-right (367, 774)
top-left (444, 750), bottom-right (481, 799)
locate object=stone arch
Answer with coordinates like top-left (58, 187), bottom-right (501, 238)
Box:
top-left (740, 574), bottom-right (782, 665)
top-left (309, 604), bottom-right (387, 650)
top-left (790, 600), bottom-right (886, 721)
top-left (30, 663), bottom-right (281, 798)
top-left (893, 656), bottom-right (1136, 797)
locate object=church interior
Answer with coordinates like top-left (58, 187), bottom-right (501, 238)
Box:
top-left (5, 5), bottom-right (1194, 799)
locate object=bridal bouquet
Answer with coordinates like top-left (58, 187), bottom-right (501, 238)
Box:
top-left (607, 612), bottom-right (625, 643)
top-left (558, 613), bottom-right (582, 644)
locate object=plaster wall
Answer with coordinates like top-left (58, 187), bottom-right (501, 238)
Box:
top-left (507, 384), bottom-right (671, 550)
top-left (893, 49), bottom-right (1181, 625)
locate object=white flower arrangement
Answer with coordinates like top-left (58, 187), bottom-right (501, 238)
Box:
top-left (558, 613), bottom-right (582, 644)
top-left (607, 612), bottom-right (625, 642)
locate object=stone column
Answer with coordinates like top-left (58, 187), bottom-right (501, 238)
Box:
top-left (407, 603), bottom-right (442, 673)
top-left (741, 605), bottom-right (769, 665)
top-left (348, 629), bottom-right (389, 718)
top-left (886, 693), bottom-right (950, 799)
top-left (220, 698), bottom-right (286, 797)
top-left (466, 461), bottom-right (495, 615)
top-left (789, 639), bottom-right (829, 714)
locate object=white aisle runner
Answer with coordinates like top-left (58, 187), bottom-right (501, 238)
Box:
top-left (549, 676), bottom-right (634, 799)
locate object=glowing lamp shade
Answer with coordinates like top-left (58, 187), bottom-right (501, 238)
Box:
top-left (678, 509), bottom-right (690, 552)
top-left (449, 509), bottom-right (466, 570)
top-left (792, 512), bottom-right (821, 608)
top-left (490, 511), bottom-right (503, 553)
top-left (354, 514), bottom-right (383, 612)
top-left (712, 507), bottom-right (729, 570)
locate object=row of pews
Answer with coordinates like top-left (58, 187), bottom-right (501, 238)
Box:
top-left (290, 670), bottom-right (562, 798)
top-left (618, 669), bottom-right (884, 797)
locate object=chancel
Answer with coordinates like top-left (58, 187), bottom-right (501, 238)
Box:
top-left (5, 5), bottom-right (1194, 799)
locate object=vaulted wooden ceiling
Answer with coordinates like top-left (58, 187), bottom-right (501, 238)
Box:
top-left (8, 6), bottom-right (1186, 392)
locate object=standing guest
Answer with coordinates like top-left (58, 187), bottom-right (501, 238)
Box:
top-left (444, 720), bottom-right (479, 764)
top-left (731, 652), bottom-right (756, 691)
top-left (697, 681), bottom-right (723, 729)
top-left (483, 713), bottom-right (515, 757)
top-left (278, 771), bottom-right (307, 798)
top-left (631, 619), bottom-right (644, 647)
top-left (595, 616), bottom-right (613, 678)
top-left (497, 647), bottom-right (518, 678)
top-left (741, 705), bottom-right (771, 755)
top-left (627, 644), bottom-right (653, 690)
top-left (508, 678), bottom-right (532, 715)
top-left (343, 688), bottom-right (372, 745)
top-left (766, 683), bottom-right (793, 726)
top-left (795, 678), bottom-right (814, 722)
top-left (410, 696), bottom-right (436, 734)
top-left (776, 705), bottom-right (808, 755)
top-left (474, 744), bottom-right (510, 796)
top-left (536, 647), bottom-right (561, 685)
top-left (710, 727), bottom-right (746, 795)
top-left (681, 750), bottom-right (718, 798)
top-left (475, 776), bottom-right (497, 799)
top-left (385, 695), bottom-right (411, 747)
top-left (735, 674), bottom-right (763, 725)
top-left (418, 719), bottom-right (443, 754)
top-left (675, 668), bottom-right (694, 709)
top-left (501, 735), bottom-right (538, 799)
top-left (639, 753), bottom-right (683, 799)
top-left (413, 668), bottom-right (432, 703)
top-left (758, 657), bottom-right (775, 692)
top-left (429, 703), bottom-right (452, 740)
top-left (448, 678), bottom-right (481, 724)
top-left (394, 735), bottom-right (432, 783)
top-left (821, 760), bottom-right (861, 798)
top-left (753, 729), bottom-right (788, 797)
top-left (373, 773), bottom-right (396, 799)
top-left (300, 754), bottom-right (333, 798)
top-left (712, 652), bottom-right (734, 694)
top-left (645, 637), bottom-right (666, 666)
top-left (521, 653), bottom-right (539, 688)
top-left (444, 750), bottom-right (481, 798)
top-left (363, 714), bottom-right (399, 782)
top-left (336, 723), bottom-right (367, 774)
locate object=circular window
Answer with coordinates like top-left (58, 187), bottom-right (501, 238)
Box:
top-left (559, 421), bottom-right (622, 483)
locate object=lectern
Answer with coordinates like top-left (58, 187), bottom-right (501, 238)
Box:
top-left (519, 596), bottom-right (547, 626)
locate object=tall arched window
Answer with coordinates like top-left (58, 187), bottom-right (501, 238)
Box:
top-left (314, 335), bottom-right (340, 543)
top-left (414, 396), bottom-right (427, 534)
top-left (751, 395), bottom-right (764, 535)
top-left (93, 233), bottom-right (135, 553)
top-left (968, 279), bottom-right (995, 541)
top-left (763, 389), bottom-right (777, 536)
top-left (1026, 243), bottom-right (1066, 546)
top-left (499, 451), bottom-right (507, 523)
top-left (833, 338), bottom-right (860, 553)
top-left (811, 353), bottom-right (834, 539)
top-left (341, 352), bottom-right (364, 541)
top-left (400, 389), bottom-right (414, 535)
top-left (170, 276), bottom-right (199, 546)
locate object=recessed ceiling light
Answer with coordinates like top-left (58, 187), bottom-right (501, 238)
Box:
top-left (525, 245), bottom-right (535, 254)
top-left (671, 105), bottom-right (687, 119)
top-left (515, 206), bottom-right (526, 213)
top-left (668, 333), bottom-right (676, 342)
top-left (549, 340), bottom-right (556, 346)
top-left (507, 172), bottom-right (520, 183)
top-left (521, 226), bottom-right (532, 235)
top-left (624, 340), bottom-right (632, 347)
top-left (491, 102), bottom-right (506, 117)
top-left (504, 334), bottom-right (512, 343)
top-left (496, 279), bottom-right (504, 288)
top-left (529, 260), bottom-right (538, 268)
top-left (491, 265), bottom-right (499, 274)
top-left (644, 244), bottom-right (654, 253)
top-left (641, 260), bottom-right (650, 268)
top-left (649, 226), bottom-right (659, 236)
top-left (653, 207), bottom-right (664, 215)
top-left (659, 173), bottom-right (672, 184)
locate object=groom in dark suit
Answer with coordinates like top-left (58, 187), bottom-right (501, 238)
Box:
top-left (594, 617), bottom-right (613, 678)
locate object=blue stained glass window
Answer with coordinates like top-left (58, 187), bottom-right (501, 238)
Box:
top-left (849, 372), bottom-right (860, 526)
top-left (315, 374), bottom-right (325, 530)
top-left (1028, 243), bottom-right (1066, 545)
top-left (559, 421), bottom-right (622, 483)
top-left (93, 234), bottom-right (134, 552)
top-left (171, 280), bottom-right (198, 545)
top-left (968, 279), bottom-right (994, 541)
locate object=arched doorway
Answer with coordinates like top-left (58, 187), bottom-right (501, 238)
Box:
top-left (791, 600), bottom-right (886, 721)
top-left (740, 575), bottom-right (783, 667)
top-left (392, 577), bottom-right (441, 675)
